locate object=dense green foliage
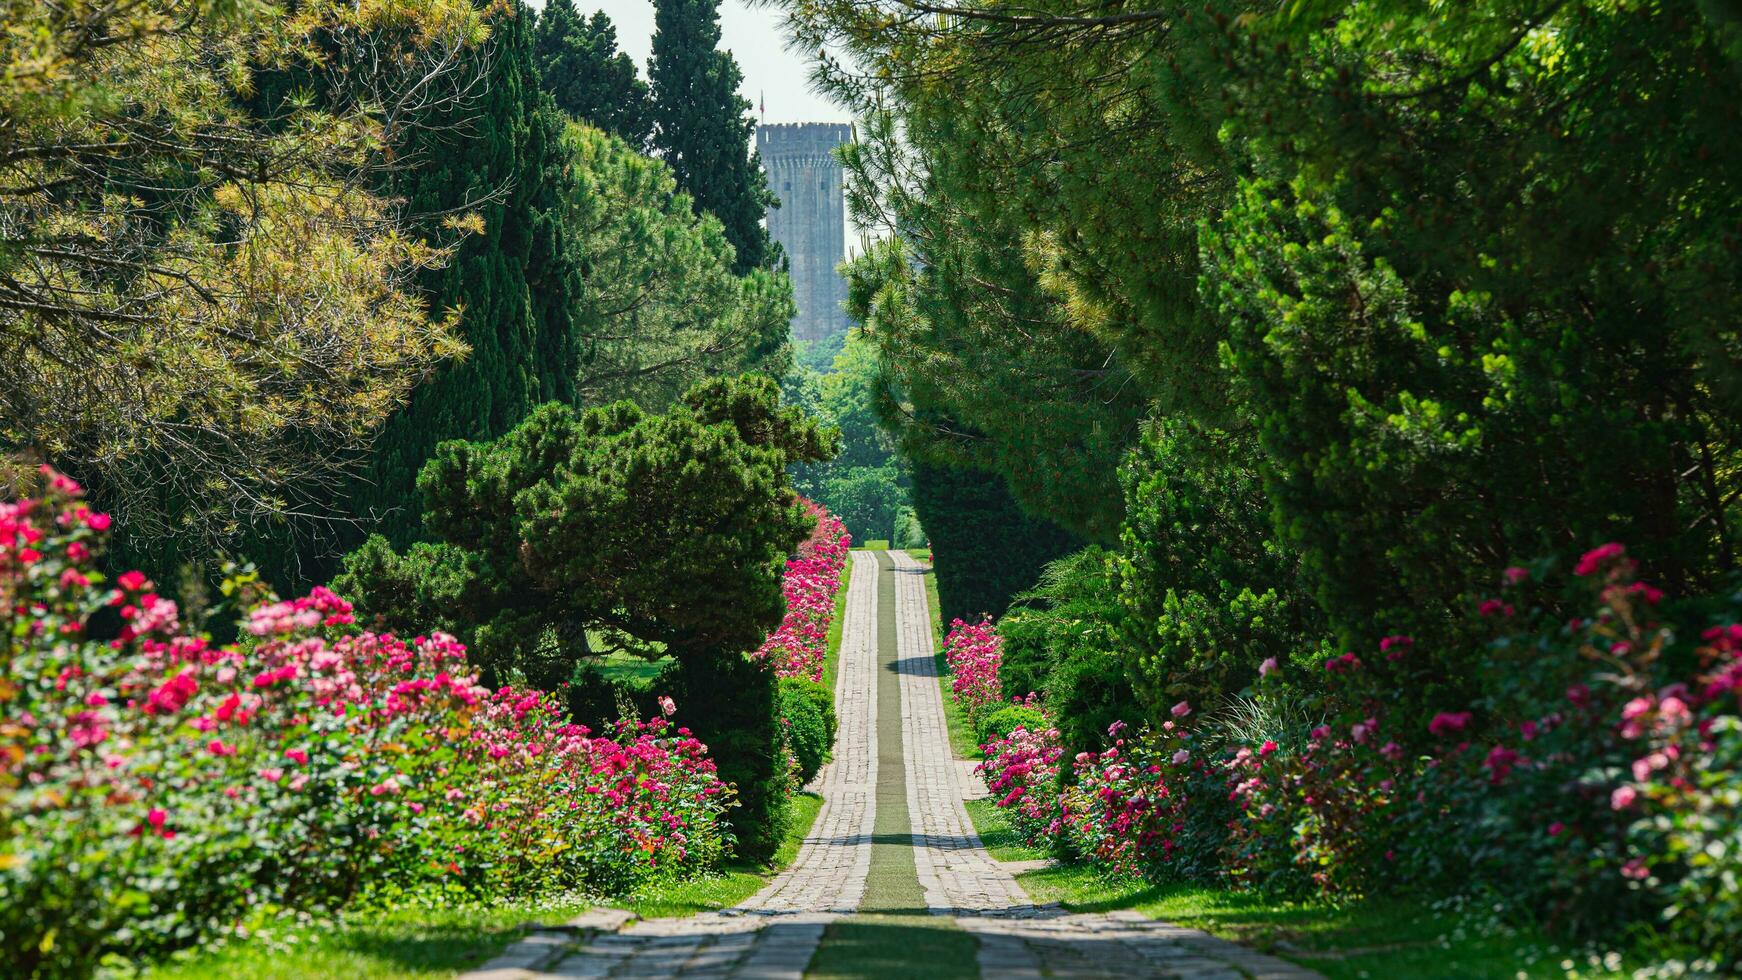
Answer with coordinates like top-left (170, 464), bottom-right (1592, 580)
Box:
top-left (533, 0), bottom-right (653, 148)
top-left (908, 457), bottom-right (1078, 624)
top-left (1114, 421), bottom-right (1326, 720)
top-left (560, 123), bottom-right (793, 408)
top-left (351, 2), bottom-right (582, 557)
top-left (335, 376), bottom-right (833, 859)
top-left (1, 0), bottom-right (481, 562)
top-left (777, 677), bottom-right (834, 785)
top-left (782, 0), bottom-right (1742, 958)
top-left (997, 548), bottom-right (1142, 764)
top-left (648, 0), bottom-right (773, 273)
top-left (787, 334), bottom-right (915, 545)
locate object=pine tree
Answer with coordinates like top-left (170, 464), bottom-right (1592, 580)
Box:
top-left (533, 0), bottom-right (653, 149)
top-left (648, 0), bottom-right (771, 273)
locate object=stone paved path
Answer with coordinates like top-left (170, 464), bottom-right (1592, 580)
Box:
top-left (512, 550), bottom-right (1322, 979)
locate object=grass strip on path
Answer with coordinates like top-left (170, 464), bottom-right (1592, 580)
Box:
top-left (808, 551), bottom-right (980, 980)
top-left (906, 549), bottom-right (980, 761)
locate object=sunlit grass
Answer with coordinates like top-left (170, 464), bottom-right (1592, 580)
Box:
top-left (148, 794), bottom-right (826, 977)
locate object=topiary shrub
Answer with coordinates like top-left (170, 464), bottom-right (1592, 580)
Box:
top-left (665, 650), bottom-right (788, 862)
top-left (778, 678), bottom-right (832, 785)
top-left (976, 703), bottom-right (1048, 747)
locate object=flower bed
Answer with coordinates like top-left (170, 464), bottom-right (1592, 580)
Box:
top-left (942, 616), bottom-right (1003, 726)
top-left (974, 542), bottom-right (1742, 967)
top-left (1, 472), bottom-right (731, 975)
top-left (753, 500), bottom-right (851, 682)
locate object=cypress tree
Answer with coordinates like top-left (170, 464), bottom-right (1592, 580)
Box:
top-left (357, 2), bottom-right (580, 551)
top-left (648, 0), bottom-right (772, 273)
top-left (533, 0), bottom-right (653, 149)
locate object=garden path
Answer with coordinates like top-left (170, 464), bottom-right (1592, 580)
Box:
top-left (501, 550), bottom-right (1319, 979)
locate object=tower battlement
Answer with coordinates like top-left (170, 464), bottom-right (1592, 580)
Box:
top-left (758, 123), bottom-right (853, 345)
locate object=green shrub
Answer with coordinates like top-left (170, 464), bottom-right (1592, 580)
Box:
top-left (778, 678), bottom-right (833, 785)
top-left (665, 650), bottom-right (788, 862)
top-left (1114, 420), bottom-right (1326, 721)
top-left (996, 547), bottom-right (1143, 762)
top-left (975, 704), bottom-right (1048, 747)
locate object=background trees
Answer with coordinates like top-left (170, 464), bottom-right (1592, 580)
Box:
top-left (533, 0), bottom-right (654, 148)
top-left (561, 123), bottom-right (792, 408)
top-left (0, 0), bottom-right (484, 559)
top-left (649, 0), bottom-right (775, 273)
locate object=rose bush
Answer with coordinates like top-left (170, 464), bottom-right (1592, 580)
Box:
top-left (754, 500), bottom-right (850, 682)
top-left (942, 616), bottom-right (1002, 726)
top-left (972, 541), bottom-right (1741, 966)
top-left (1, 472), bottom-right (732, 975)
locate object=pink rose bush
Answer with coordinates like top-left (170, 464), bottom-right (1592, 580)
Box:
top-left (973, 540), bottom-right (1741, 965)
top-left (943, 616), bottom-right (1003, 725)
top-left (753, 499), bottom-right (850, 681)
top-left (1, 473), bottom-right (732, 974)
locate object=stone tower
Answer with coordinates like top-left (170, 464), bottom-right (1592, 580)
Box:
top-left (757, 123), bottom-right (852, 345)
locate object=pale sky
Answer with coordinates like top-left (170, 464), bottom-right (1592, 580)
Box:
top-left (530, 0), bottom-right (853, 125)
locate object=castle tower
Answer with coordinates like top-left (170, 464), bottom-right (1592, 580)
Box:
top-left (757, 123), bottom-right (852, 346)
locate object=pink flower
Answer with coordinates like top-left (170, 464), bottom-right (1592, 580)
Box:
top-left (1620, 858), bottom-right (1649, 881)
top-left (1574, 542), bottom-right (1628, 577)
top-left (1610, 785), bottom-right (1638, 810)
top-left (1428, 711), bottom-right (1473, 737)
top-left (1258, 656), bottom-right (1279, 677)
top-left (1548, 822), bottom-right (1564, 837)
top-left (1502, 566), bottom-right (1530, 585)
top-left (1171, 749), bottom-right (1191, 765)
top-left (658, 695), bottom-right (676, 717)
top-left (285, 748), bottom-right (309, 765)
top-left (117, 570), bottom-right (149, 592)
top-left (1258, 740), bottom-right (1278, 758)
top-left (260, 768), bottom-right (284, 783)
top-left (1170, 701), bottom-right (1191, 718)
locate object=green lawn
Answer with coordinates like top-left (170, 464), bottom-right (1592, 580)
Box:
top-left (592, 648), bottom-right (672, 685)
top-left (1013, 865), bottom-right (1650, 979)
top-left (149, 793), bottom-right (826, 978)
top-left (861, 539), bottom-right (891, 550)
top-left (962, 797), bottom-right (1047, 863)
top-left (146, 894), bottom-right (595, 980)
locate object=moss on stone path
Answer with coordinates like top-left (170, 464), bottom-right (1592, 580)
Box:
top-left (807, 552), bottom-right (980, 979)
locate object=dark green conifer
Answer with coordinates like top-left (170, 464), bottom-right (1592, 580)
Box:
top-left (533, 0), bottom-right (653, 148)
top-left (648, 0), bottom-right (772, 273)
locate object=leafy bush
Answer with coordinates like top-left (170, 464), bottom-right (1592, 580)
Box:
top-left (997, 548), bottom-right (1142, 764)
top-left (975, 702), bottom-right (1047, 747)
top-left (977, 542), bottom-right (1742, 967)
top-left (1114, 421), bottom-right (1324, 720)
top-left (778, 679), bottom-right (831, 785)
top-left (0, 473), bottom-right (731, 975)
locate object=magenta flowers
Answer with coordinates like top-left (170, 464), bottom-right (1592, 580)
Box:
top-left (1, 471), bottom-right (734, 966)
top-left (943, 616), bottom-right (1003, 725)
top-left (753, 499), bottom-right (851, 682)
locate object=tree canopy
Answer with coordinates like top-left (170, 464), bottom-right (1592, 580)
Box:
top-left (561, 123), bottom-right (793, 408)
top-left (533, 0), bottom-right (654, 148)
top-left (336, 374), bottom-right (835, 689)
top-left (0, 0), bottom-right (485, 552)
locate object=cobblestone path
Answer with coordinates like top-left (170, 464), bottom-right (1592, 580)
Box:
top-left (510, 550), bottom-right (1321, 979)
